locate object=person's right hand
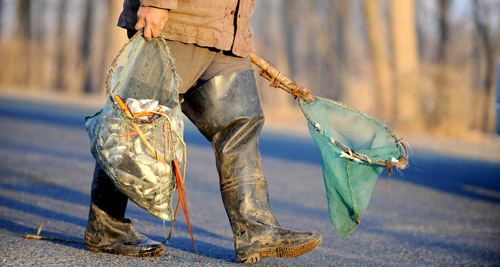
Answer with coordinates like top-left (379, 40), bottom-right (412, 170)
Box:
top-left (135, 6), bottom-right (169, 41)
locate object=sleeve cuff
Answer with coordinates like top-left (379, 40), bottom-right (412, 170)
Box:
top-left (140, 0), bottom-right (177, 10)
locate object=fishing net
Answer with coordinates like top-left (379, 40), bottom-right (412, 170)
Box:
top-left (251, 55), bottom-right (408, 238)
top-left (299, 98), bottom-right (408, 238)
top-left (85, 32), bottom-right (184, 221)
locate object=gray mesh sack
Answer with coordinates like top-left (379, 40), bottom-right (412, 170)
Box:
top-left (85, 33), bottom-right (183, 221)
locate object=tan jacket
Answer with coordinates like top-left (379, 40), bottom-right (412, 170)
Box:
top-left (118, 0), bottom-right (256, 57)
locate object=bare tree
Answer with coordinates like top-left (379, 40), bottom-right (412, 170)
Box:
top-left (430, 0), bottom-right (452, 128)
top-left (0, 0), bottom-right (4, 38)
top-left (13, 0), bottom-right (32, 87)
top-left (81, 0), bottom-right (95, 93)
top-left (390, 0), bottom-right (422, 127)
top-left (473, 0), bottom-right (497, 132)
top-left (362, 0), bottom-right (394, 119)
top-left (54, 0), bottom-right (68, 91)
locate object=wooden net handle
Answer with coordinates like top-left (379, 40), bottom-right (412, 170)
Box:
top-left (250, 54), bottom-right (316, 103)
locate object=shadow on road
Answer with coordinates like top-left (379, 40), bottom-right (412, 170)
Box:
top-left (388, 151), bottom-right (500, 203)
top-left (162, 236), bottom-right (237, 262)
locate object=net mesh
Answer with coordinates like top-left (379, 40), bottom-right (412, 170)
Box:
top-left (85, 33), bottom-right (183, 221)
top-left (299, 97), bottom-right (407, 238)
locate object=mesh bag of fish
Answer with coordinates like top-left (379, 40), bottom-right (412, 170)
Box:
top-left (85, 32), bottom-right (183, 221)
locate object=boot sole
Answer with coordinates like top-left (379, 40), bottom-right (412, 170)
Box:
top-left (237, 235), bottom-right (322, 263)
top-left (86, 244), bottom-right (165, 258)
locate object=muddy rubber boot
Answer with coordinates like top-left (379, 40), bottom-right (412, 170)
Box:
top-left (84, 163), bottom-right (165, 257)
top-left (182, 70), bottom-right (322, 263)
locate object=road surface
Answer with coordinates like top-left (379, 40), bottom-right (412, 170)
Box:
top-left (0, 96), bottom-right (499, 266)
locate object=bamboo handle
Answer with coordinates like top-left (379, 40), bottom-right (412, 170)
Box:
top-left (250, 54), bottom-right (315, 103)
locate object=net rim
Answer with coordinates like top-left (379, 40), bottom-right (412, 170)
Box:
top-left (299, 97), bottom-right (409, 170)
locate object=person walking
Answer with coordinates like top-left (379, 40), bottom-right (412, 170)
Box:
top-left (84, 0), bottom-right (322, 263)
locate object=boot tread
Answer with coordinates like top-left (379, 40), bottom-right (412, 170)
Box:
top-left (238, 234), bottom-right (322, 263)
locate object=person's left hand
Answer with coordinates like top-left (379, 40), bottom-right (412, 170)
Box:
top-left (135, 6), bottom-right (169, 41)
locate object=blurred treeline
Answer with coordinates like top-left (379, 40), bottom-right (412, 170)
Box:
top-left (0, 0), bottom-right (499, 135)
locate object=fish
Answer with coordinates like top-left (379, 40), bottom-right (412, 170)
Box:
top-left (99, 149), bottom-right (110, 160)
top-left (153, 201), bottom-right (170, 211)
top-left (132, 185), bottom-right (143, 196)
top-left (154, 194), bottom-right (164, 203)
top-left (108, 154), bottom-right (123, 166)
top-left (103, 133), bottom-right (118, 149)
top-left (140, 99), bottom-right (159, 111)
top-left (159, 105), bottom-right (171, 114)
top-left (107, 123), bottom-right (120, 132)
top-left (116, 170), bottom-right (138, 186)
top-left (126, 98), bottom-right (143, 114)
top-left (133, 137), bottom-right (144, 154)
top-left (141, 174), bottom-right (157, 184)
top-left (143, 187), bottom-right (154, 195)
top-left (150, 161), bottom-right (170, 175)
top-left (108, 145), bottom-right (128, 155)
top-left (133, 154), bottom-right (157, 165)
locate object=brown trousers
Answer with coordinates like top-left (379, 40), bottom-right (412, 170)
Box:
top-left (127, 30), bottom-right (253, 94)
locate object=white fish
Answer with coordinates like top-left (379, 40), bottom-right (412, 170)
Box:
top-left (103, 133), bottom-right (118, 149)
top-left (117, 170), bottom-right (136, 181)
top-left (153, 202), bottom-right (170, 210)
top-left (126, 98), bottom-right (143, 114)
top-left (133, 154), bottom-right (157, 165)
top-left (151, 161), bottom-right (170, 175)
top-left (108, 155), bottom-right (123, 166)
top-left (154, 194), bottom-right (164, 203)
top-left (143, 187), bottom-right (154, 195)
top-left (108, 145), bottom-right (127, 155)
top-left (141, 174), bottom-right (157, 184)
top-left (133, 138), bottom-right (144, 154)
top-left (132, 185), bottom-right (143, 196)
top-left (108, 123), bottom-right (120, 132)
top-left (159, 105), bottom-right (171, 113)
top-left (140, 99), bottom-right (158, 111)
top-left (137, 163), bottom-right (157, 183)
top-left (137, 116), bottom-right (151, 122)
top-left (99, 150), bottom-right (109, 160)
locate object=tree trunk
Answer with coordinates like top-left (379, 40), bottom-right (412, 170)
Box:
top-left (473, 0), bottom-right (496, 133)
top-left (390, 0), bottom-right (422, 127)
top-left (82, 0), bottom-right (94, 93)
top-left (14, 0), bottom-right (31, 87)
top-left (54, 0), bottom-right (68, 91)
top-left (96, 0), bottom-right (129, 93)
top-left (362, 0), bottom-right (394, 119)
top-left (431, 0), bottom-right (452, 129)
top-left (0, 0), bottom-right (4, 38)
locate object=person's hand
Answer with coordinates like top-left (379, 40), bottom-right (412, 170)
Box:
top-left (135, 6), bottom-right (169, 41)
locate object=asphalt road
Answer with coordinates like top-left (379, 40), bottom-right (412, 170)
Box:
top-left (0, 96), bottom-right (499, 266)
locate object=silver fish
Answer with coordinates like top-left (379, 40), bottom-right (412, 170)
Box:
top-left (108, 145), bottom-right (127, 155)
top-left (140, 99), bottom-right (158, 111)
top-left (133, 138), bottom-right (144, 154)
top-left (153, 201), bottom-right (170, 211)
top-left (126, 98), bottom-right (143, 114)
top-left (133, 154), bottom-right (157, 165)
top-left (159, 105), bottom-right (171, 113)
top-left (150, 161), bottom-right (170, 175)
top-left (141, 175), bottom-right (157, 184)
top-left (103, 133), bottom-right (118, 149)
top-left (108, 154), bottom-right (123, 166)
top-left (132, 185), bottom-right (143, 196)
top-left (143, 187), bottom-right (154, 195)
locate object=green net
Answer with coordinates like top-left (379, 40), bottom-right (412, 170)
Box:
top-left (85, 33), bottom-right (183, 221)
top-left (299, 97), bottom-right (408, 238)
